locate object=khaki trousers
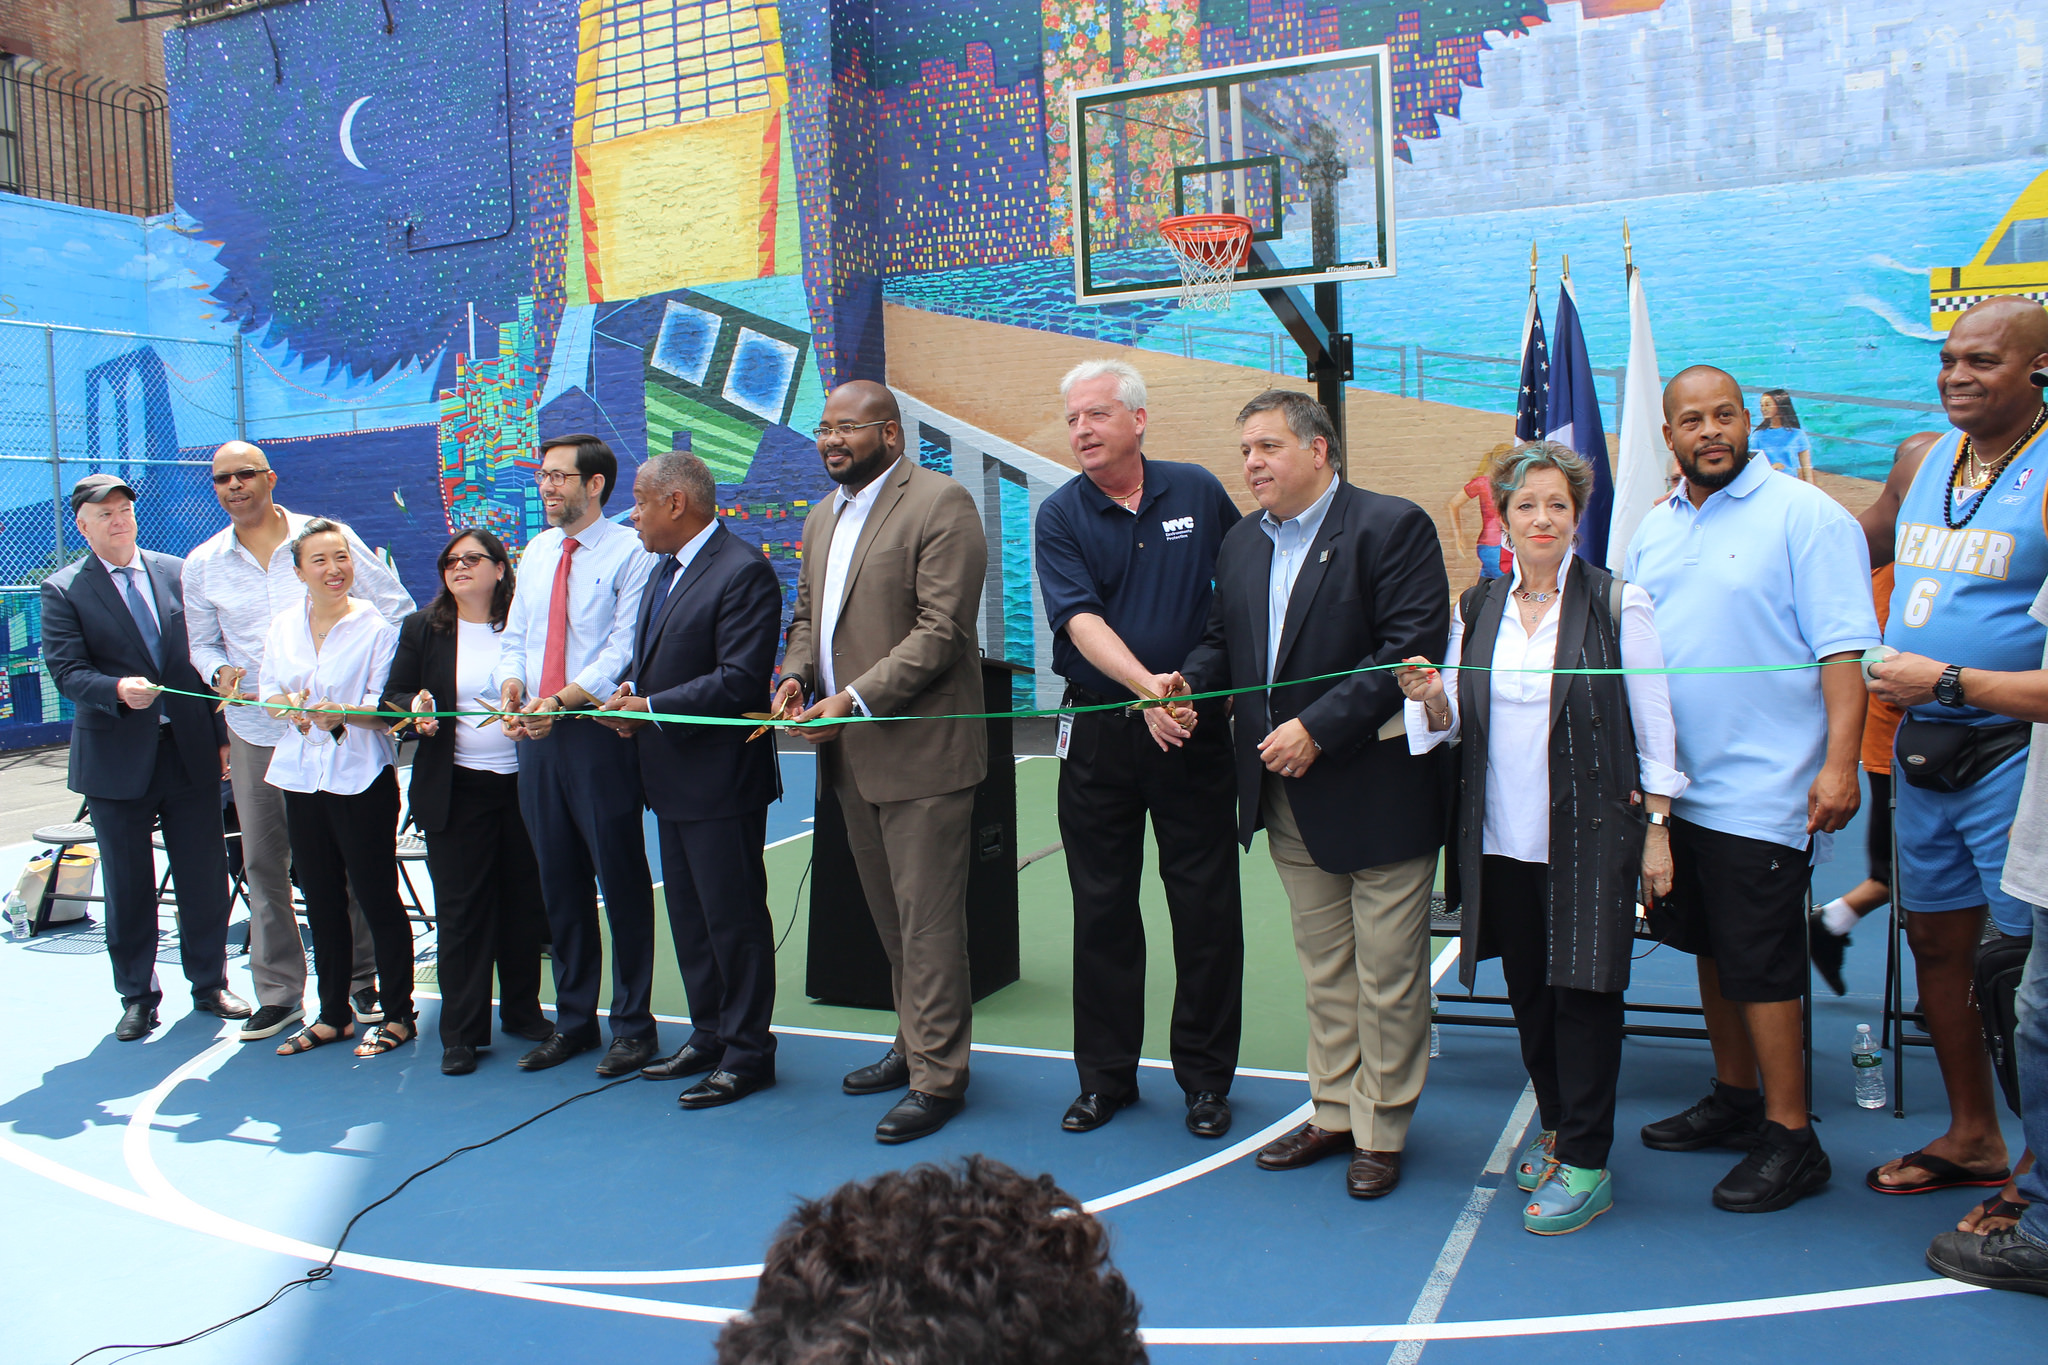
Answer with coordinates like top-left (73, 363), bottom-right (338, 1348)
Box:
top-left (1261, 773), bottom-right (1434, 1150)
top-left (829, 754), bottom-right (975, 1098)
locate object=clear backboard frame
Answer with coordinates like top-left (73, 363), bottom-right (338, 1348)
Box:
top-left (1069, 47), bottom-right (1397, 306)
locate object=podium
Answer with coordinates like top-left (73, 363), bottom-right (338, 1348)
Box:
top-left (803, 657), bottom-right (1027, 1008)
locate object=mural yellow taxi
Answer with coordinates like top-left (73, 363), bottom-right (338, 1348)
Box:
top-left (1930, 167), bottom-right (2048, 331)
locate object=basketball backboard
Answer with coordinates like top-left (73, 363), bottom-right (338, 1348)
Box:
top-left (1069, 48), bottom-right (1396, 305)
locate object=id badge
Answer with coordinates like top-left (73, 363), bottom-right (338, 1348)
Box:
top-left (1056, 713), bottom-right (1073, 759)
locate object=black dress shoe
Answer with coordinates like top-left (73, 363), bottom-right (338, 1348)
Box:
top-left (441, 1046), bottom-right (478, 1076)
top-left (678, 1069), bottom-right (774, 1109)
top-left (518, 1031), bottom-right (599, 1071)
top-left (504, 1018), bottom-right (557, 1043)
top-left (642, 1042), bottom-right (722, 1081)
top-left (193, 988), bottom-right (253, 1020)
top-left (843, 1047), bottom-right (910, 1095)
top-left (1712, 1121), bottom-right (1831, 1213)
top-left (876, 1090), bottom-right (964, 1144)
top-left (115, 1001), bottom-right (159, 1042)
top-left (1641, 1080), bottom-right (1767, 1152)
top-left (1927, 1228), bottom-right (2048, 1296)
top-left (1062, 1090), bottom-right (1138, 1132)
top-left (1186, 1091), bottom-right (1232, 1139)
top-left (595, 1037), bottom-right (658, 1077)
top-left (1808, 909), bottom-right (1849, 996)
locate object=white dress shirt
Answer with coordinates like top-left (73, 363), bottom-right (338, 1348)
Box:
top-left (817, 459), bottom-right (900, 710)
top-left (257, 599), bottom-right (400, 795)
top-left (451, 618), bottom-right (519, 775)
top-left (184, 506), bottom-right (416, 747)
top-left (97, 553), bottom-right (161, 632)
top-left (1258, 473), bottom-right (1338, 681)
top-left (494, 515), bottom-right (655, 700)
top-left (1406, 556), bottom-right (1688, 864)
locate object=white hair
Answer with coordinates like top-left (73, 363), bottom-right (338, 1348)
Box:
top-left (1059, 359), bottom-right (1147, 413)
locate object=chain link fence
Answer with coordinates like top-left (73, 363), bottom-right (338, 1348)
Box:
top-left (0, 318), bottom-right (241, 745)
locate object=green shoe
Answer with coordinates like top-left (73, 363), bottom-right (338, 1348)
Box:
top-left (1514, 1129), bottom-right (1557, 1191)
top-left (1522, 1162), bottom-right (1613, 1236)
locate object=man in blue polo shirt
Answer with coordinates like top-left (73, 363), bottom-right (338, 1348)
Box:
top-left (1627, 365), bottom-right (1878, 1215)
top-left (1036, 359), bottom-right (1245, 1140)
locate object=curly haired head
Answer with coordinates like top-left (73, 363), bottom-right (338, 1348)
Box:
top-left (715, 1157), bottom-right (1147, 1365)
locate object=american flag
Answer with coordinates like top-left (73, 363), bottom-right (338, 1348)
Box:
top-left (1516, 285), bottom-right (1549, 441)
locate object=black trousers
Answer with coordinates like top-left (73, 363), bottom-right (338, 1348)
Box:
top-left (85, 727), bottom-right (231, 1008)
top-left (283, 768), bottom-right (414, 1031)
top-left (423, 766), bottom-right (549, 1050)
top-left (1484, 855), bottom-right (1625, 1169)
top-left (1058, 701), bottom-right (1243, 1098)
top-left (659, 807), bottom-right (776, 1080)
top-left (517, 718), bottom-right (657, 1042)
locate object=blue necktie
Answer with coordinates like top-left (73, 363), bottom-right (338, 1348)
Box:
top-left (117, 566), bottom-right (163, 672)
top-left (643, 557), bottom-right (678, 642)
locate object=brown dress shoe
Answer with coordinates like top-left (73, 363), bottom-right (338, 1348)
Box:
top-left (1347, 1149), bottom-right (1401, 1199)
top-left (1257, 1122), bottom-right (1355, 1171)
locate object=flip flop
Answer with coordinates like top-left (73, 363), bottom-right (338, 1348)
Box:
top-left (1865, 1149), bottom-right (2012, 1195)
top-left (1964, 1193), bottom-right (2031, 1233)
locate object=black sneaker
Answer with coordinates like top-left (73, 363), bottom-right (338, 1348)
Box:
top-left (1641, 1080), bottom-right (1767, 1152)
top-left (1926, 1228), bottom-right (2048, 1296)
top-left (1711, 1120), bottom-right (1831, 1213)
top-left (351, 987), bottom-right (384, 1025)
top-left (1808, 909), bottom-right (1849, 996)
top-left (238, 1004), bottom-right (304, 1041)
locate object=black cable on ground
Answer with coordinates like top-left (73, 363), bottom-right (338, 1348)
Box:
top-left (776, 852), bottom-right (813, 954)
top-left (67, 1072), bottom-right (638, 1365)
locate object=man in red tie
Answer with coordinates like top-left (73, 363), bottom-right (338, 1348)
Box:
top-left (495, 434), bottom-right (661, 1076)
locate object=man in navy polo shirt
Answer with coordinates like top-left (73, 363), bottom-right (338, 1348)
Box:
top-left (1036, 359), bottom-right (1245, 1140)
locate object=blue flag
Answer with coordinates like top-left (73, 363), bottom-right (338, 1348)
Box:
top-left (1545, 277), bottom-right (1615, 566)
top-left (1516, 287), bottom-right (1548, 441)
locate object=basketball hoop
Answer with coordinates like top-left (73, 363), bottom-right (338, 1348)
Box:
top-left (1158, 214), bottom-right (1253, 311)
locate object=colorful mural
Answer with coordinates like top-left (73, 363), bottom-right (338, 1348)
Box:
top-left (3, 0), bottom-right (2047, 747)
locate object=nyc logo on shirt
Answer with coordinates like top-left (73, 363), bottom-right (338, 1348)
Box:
top-left (1161, 515), bottom-right (1195, 542)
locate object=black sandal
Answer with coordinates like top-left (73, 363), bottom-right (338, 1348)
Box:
top-left (1965, 1193), bottom-right (2031, 1232)
top-left (1865, 1149), bottom-right (2012, 1194)
top-left (354, 1019), bottom-right (415, 1057)
top-left (276, 1021), bottom-right (353, 1056)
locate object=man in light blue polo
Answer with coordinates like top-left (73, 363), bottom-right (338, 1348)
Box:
top-left (1625, 365), bottom-right (1878, 1215)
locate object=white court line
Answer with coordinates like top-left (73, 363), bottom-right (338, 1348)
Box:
top-left (764, 832), bottom-right (812, 850)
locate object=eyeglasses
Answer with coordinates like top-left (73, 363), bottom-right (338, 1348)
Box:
top-left (811, 419), bottom-right (891, 442)
top-left (441, 552), bottom-right (496, 570)
top-left (211, 467), bottom-right (269, 486)
top-left (535, 468), bottom-right (587, 488)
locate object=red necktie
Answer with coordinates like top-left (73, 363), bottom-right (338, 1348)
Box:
top-left (538, 536), bottom-right (579, 698)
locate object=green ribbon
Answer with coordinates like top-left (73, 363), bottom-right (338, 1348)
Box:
top-left (161, 656), bottom-right (1853, 731)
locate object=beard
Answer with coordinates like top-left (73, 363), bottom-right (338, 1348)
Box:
top-left (547, 487), bottom-right (590, 526)
top-left (828, 443), bottom-right (892, 487)
top-left (1676, 444), bottom-right (1751, 492)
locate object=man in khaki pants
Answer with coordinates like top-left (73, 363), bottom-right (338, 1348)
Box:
top-left (1157, 390), bottom-right (1449, 1199)
top-left (776, 380), bottom-right (988, 1145)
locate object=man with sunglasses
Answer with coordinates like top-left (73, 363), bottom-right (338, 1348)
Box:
top-left (777, 382), bottom-right (988, 1144)
top-left (184, 440), bottom-right (415, 1042)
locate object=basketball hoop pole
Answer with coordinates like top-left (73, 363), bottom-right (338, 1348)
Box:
top-left (1249, 243), bottom-right (1353, 477)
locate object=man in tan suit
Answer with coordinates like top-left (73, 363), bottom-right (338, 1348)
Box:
top-left (775, 380), bottom-right (989, 1144)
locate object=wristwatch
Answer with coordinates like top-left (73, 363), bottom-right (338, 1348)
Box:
top-left (1933, 663), bottom-right (1966, 708)
top-left (1646, 811), bottom-right (1670, 828)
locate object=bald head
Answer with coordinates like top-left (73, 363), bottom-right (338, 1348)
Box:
top-left (210, 439), bottom-right (278, 523)
top-left (1662, 365), bottom-right (1743, 420)
top-left (1939, 296), bottom-right (2048, 439)
top-left (213, 439), bottom-right (267, 465)
top-left (828, 380), bottom-right (901, 426)
top-left (817, 380), bottom-right (904, 491)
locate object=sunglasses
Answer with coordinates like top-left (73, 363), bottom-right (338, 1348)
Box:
top-left (211, 467), bottom-right (270, 486)
top-left (441, 552), bottom-right (498, 570)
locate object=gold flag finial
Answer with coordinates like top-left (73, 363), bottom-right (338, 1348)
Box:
top-left (1561, 252), bottom-right (1571, 282)
top-left (1624, 219), bottom-right (1633, 272)
top-left (1528, 240), bottom-right (1538, 290)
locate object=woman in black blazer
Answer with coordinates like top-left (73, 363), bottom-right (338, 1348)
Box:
top-left (384, 528), bottom-right (552, 1075)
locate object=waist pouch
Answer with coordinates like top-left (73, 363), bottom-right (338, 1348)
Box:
top-left (1896, 718), bottom-right (2030, 793)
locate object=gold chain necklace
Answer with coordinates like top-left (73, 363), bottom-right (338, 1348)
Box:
top-left (1947, 406), bottom-right (2047, 530)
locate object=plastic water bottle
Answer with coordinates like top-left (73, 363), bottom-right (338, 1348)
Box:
top-left (4, 892), bottom-right (28, 941)
top-left (1429, 990), bottom-right (1441, 1059)
top-left (1853, 1024), bottom-right (1886, 1109)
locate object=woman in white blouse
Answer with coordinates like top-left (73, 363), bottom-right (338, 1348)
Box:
top-left (1396, 441), bottom-right (1687, 1236)
top-left (381, 529), bottom-right (552, 1077)
top-left (259, 520), bottom-right (413, 1058)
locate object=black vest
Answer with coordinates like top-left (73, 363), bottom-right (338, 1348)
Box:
top-left (1450, 563), bottom-right (1648, 994)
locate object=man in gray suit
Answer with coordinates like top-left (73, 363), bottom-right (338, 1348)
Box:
top-left (776, 381), bottom-right (989, 1144)
top-left (41, 475), bottom-right (250, 1040)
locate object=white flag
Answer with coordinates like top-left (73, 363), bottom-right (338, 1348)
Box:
top-left (1607, 266), bottom-right (1664, 573)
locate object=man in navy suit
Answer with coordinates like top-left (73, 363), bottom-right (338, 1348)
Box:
top-left (40, 474), bottom-right (251, 1040)
top-left (598, 452), bottom-right (783, 1108)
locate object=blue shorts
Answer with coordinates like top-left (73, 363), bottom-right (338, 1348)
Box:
top-left (1476, 545), bottom-right (1503, 579)
top-left (1893, 745), bottom-right (2034, 935)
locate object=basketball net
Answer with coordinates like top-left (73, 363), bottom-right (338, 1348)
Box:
top-left (1158, 214), bottom-right (1253, 312)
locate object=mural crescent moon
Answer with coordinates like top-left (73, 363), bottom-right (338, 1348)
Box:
top-left (339, 96), bottom-right (372, 170)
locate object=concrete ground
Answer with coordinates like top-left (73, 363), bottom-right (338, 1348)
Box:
top-left (0, 744), bottom-right (80, 846)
